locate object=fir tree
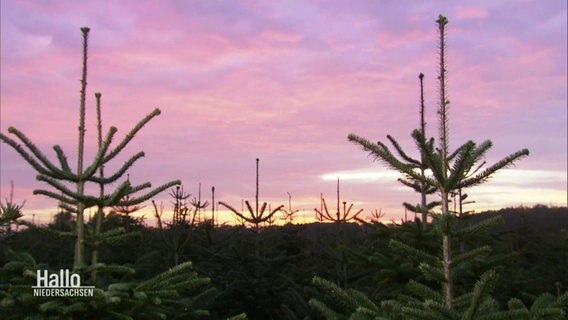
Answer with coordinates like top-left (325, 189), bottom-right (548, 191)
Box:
top-left (314, 178), bottom-right (363, 224)
top-left (0, 181), bottom-right (25, 237)
top-left (280, 192), bottom-right (300, 224)
top-left (0, 26), bottom-right (222, 319)
top-left (111, 175), bottom-right (146, 231)
top-left (0, 27), bottom-right (180, 270)
top-left (348, 14), bottom-right (529, 308)
top-left (218, 158), bottom-right (284, 257)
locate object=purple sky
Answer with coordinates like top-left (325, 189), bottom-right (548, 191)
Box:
top-left (1, 0), bottom-right (566, 225)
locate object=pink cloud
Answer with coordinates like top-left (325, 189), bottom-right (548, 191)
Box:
top-left (455, 6), bottom-right (489, 20)
top-left (1, 1), bottom-right (566, 226)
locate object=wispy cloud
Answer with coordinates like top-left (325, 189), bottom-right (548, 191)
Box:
top-left (1, 0), bottom-right (566, 224)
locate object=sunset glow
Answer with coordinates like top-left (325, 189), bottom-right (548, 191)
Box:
top-left (1, 1), bottom-right (566, 226)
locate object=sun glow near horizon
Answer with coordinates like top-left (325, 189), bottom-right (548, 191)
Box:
top-left (1, 1), bottom-right (566, 227)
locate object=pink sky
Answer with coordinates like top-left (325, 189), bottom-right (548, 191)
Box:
top-left (1, 1), bottom-right (566, 225)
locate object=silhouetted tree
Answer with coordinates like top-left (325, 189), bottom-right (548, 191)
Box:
top-left (348, 14), bottom-right (529, 309)
top-left (0, 27), bottom-right (180, 270)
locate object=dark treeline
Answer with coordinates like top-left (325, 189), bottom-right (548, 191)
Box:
top-left (2, 205), bottom-right (566, 319)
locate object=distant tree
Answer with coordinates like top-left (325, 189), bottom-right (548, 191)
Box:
top-left (189, 183), bottom-right (209, 224)
top-left (169, 185), bottom-right (193, 226)
top-left (219, 158), bottom-right (284, 257)
top-left (151, 200), bottom-right (165, 230)
top-left (0, 181), bottom-right (25, 237)
top-left (382, 73), bottom-right (441, 225)
top-left (111, 174), bottom-right (146, 231)
top-left (219, 158), bottom-right (284, 231)
top-left (280, 192), bottom-right (300, 224)
top-left (314, 178), bottom-right (363, 224)
top-left (48, 207), bottom-right (75, 232)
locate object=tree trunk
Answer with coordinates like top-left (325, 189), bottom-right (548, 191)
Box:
top-left (74, 27), bottom-right (90, 271)
top-left (441, 192), bottom-right (453, 308)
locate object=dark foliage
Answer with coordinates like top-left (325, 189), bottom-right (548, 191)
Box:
top-left (1, 205), bottom-right (566, 318)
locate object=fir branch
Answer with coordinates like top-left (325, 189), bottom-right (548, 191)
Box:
top-left (476, 309), bottom-right (529, 320)
top-left (465, 140), bottom-right (492, 174)
top-left (347, 289), bottom-right (380, 313)
top-left (81, 126), bottom-right (117, 179)
top-left (423, 299), bottom-right (456, 319)
top-left (411, 130), bottom-right (445, 187)
top-left (59, 203), bottom-right (78, 214)
top-left (453, 215), bottom-right (503, 238)
top-left (462, 270), bottom-right (498, 320)
top-left (88, 152), bottom-right (145, 184)
top-left (451, 246), bottom-right (492, 267)
top-left (406, 279), bottom-right (442, 302)
top-left (348, 133), bottom-right (439, 188)
top-left (124, 182), bottom-right (152, 195)
top-left (32, 189), bottom-right (78, 206)
top-left (136, 261), bottom-right (193, 291)
top-left (386, 135), bottom-right (421, 166)
top-left (116, 180), bottom-right (181, 207)
top-left (218, 201), bottom-right (241, 216)
top-left (264, 205), bottom-right (284, 222)
top-left (401, 305), bottom-right (442, 320)
top-left (258, 202), bottom-right (268, 217)
top-left (389, 239), bottom-right (439, 266)
top-left (35, 175), bottom-right (84, 202)
top-left (418, 262), bottom-right (445, 283)
top-left (0, 132), bottom-right (53, 177)
top-left (457, 149), bottom-right (529, 189)
top-left (427, 201), bottom-right (442, 210)
top-left (98, 231), bottom-right (140, 245)
top-left (103, 108), bottom-right (161, 163)
top-left (53, 145), bottom-right (72, 174)
top-left (86, 263), bottom-right (136, 276)
top-left (6, 127), bottom-right (70, 178)
top-left (446, 141), bottom-right (476, 189)
top-left (398, 178), bottom-right (421, 192)
top-left (243, 200), bottom-right (254, 219)
top-left (446, 142), bottom-right (467, 162)
top-left (403, 202), bottom-right (421, 214)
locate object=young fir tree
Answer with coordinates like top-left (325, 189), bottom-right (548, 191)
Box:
top-left (314, 178), bottom-right (363, 224)
top-left (0, 28), bottom-right (180, 271)
top-left (0, 181), bottom-right (25, 237)
top-left (190, 182), bottom-right (209, 224)
top-left (161, 184), bottom-right (196, 266)
top-left (280, 192), bottom-right (299, 224)
top-left (347, 14), bottom-right (529, 309)
top-left (398, 73), bottom-right (441, 224)
top-left (0, 26), bottom-right (218, 319)
top-left (111, 174), bottom-right (147, 231)
top-left (218, 158), bottom-right (284, 258)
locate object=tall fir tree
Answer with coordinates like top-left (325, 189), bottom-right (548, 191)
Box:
top-left (348, 14), bottom-right (529, 308)
top-left (0, 26), bottom-right (219, 319)
top-left (0, 27), bottom-right (180, 270)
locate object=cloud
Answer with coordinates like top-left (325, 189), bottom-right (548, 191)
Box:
top-left (321, 169), bottom-right (401, 183)
top-left (1, 0), bottom-right (566, 225)
top-left (455, 6), bottom-right (489, 20)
